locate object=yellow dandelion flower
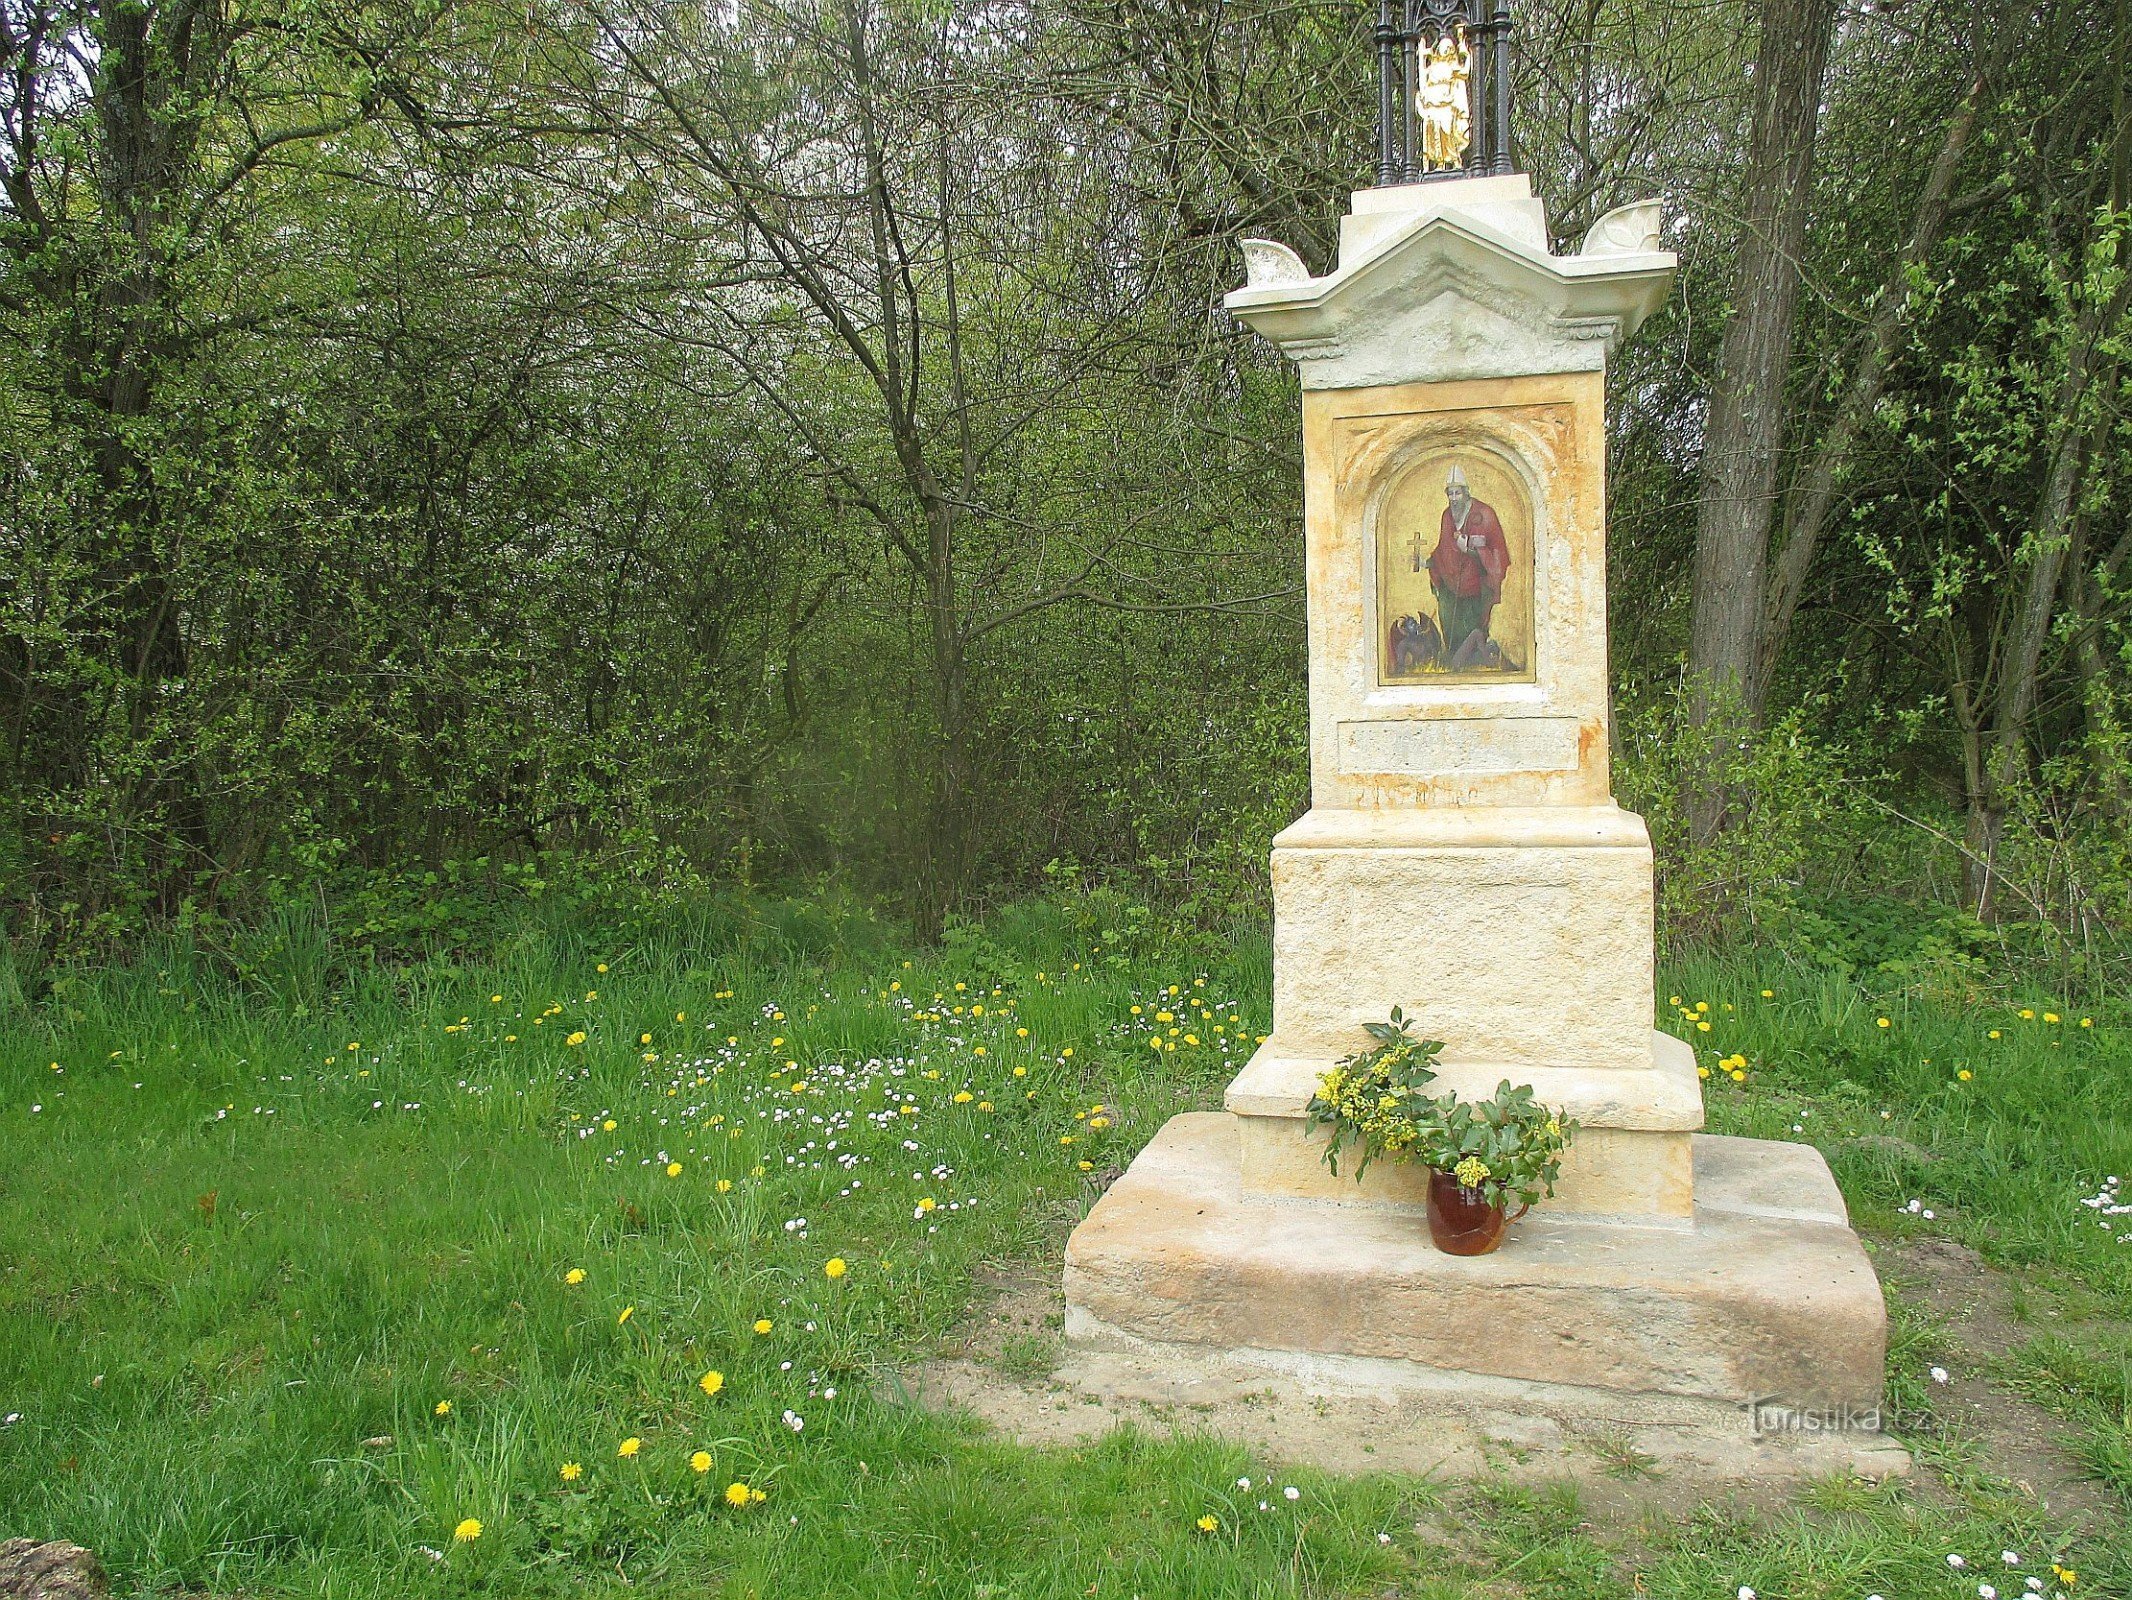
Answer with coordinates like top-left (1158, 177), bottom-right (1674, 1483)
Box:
top-left (566, 1030), bottom-right (586, 1046)
top-left (753, 1318), bottom-right (774, 1334)
top-left (560, 1461), bottom-right (582, 1481)
top-left (1013, 1065), bottom-right (1027, 1077)
top-left (1696, 1021), bottom-right (1711, 1033)
top-left (565, 1267), bottom-right (587, 1285)
top-left (1196, 1514), bottom-right (1219, 1533)
top-left (825, 1257), bottom-right (848, 1279)
top-left (1876, 1017), bottom-right (1891, 1029)
top-left (666, 1161), bottom-right (682, 1177)
top-left (699, 1369), bottom-right (725, 1396)
top-left (724, 1481), bottom-right (752, 1507)
top-left (602, 1118), bottom-right (617, 1132)
top-left (596, 963), bottom-right (609, 973)
top-left (434, 1400), bottom-right (452, 1416)
top-left (1761, 989), bottom-right (1774, 998)
top-left (617, 1437), bottom-right (641, 1458)
top-left (715, 1177), bottom-right (732, 1193)
top-left (2019, 1008), bottom-right (2035, 1020)
top-left (453, 1517), bottom-right (482, 1542)
top-left (617, 1306), bottom-right (634, 1325)
top-left (1958, 1069), bottom-right (1973, 1081)
top-left (1989, 1029), bottom-right (2002, 1039)
top-left (2044, 1011), bottom-right (2060, 1024)
top-left (1089, 1115), bottom-right (1110, 1130)
top-left (916, 1198), bottom-right (935, 1213)
top-left (690, 1450), bottom-right (712, 1474)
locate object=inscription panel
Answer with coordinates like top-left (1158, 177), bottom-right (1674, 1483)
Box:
top-left (1338, 716), bottom-right (1579, 776)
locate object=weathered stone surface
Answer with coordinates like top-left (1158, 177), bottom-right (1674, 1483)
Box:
top-left (1296, 377), bottom-right (1619, 811)
top-left (1264, 808), bottom-right (1657, 1068)
top-left (1225, 174), bottom-right (1674, 392)
top-left (0, 1540), bottom-right (108, 1600)
top-left (1064, 1115), bottom-right (1889, 1410)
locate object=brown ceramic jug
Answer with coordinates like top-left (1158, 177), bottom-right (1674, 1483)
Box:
top-left (1425, 1169), bottom-right (1528, 1255)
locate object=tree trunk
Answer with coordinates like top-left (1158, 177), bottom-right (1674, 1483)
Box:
top-left (1754, 70), bottom-right (1990, 709)
top-left (1966, 266), bottom-right (2131, 917)
top-left (1686, 0), bottom-right (1839, 755)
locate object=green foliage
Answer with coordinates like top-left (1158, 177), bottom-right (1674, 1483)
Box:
top-left (1304, 1007), bottom-right (1444, 1178)
top-left (1614, 685), bottom-right (1866, 943)
top-left (1305, 1011), bottom-right (1575, 1207)
top-left (1407, 1081), bottom-right (1576, 1212)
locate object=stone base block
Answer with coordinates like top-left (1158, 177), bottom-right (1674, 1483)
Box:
top-left (1065, 1114), bottom-right (1890, 1412)
top-left (1269, 806), bottom-right (1656, 1071)
top-left (1227, 1030), bottom-right (1704, 1220)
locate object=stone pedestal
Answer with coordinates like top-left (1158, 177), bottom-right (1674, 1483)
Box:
top-left (1061, 174), bottom-right (1899, 1473)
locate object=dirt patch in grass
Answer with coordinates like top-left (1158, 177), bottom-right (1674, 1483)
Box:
top-left (1881, 1232), bottom-right (2121, 1530)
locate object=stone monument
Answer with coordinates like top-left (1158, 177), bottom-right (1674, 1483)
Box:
top-left (1061, 1), bottom-right (1901, 1475)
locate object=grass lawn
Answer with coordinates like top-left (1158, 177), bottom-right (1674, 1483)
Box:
top-left (2, 901), bottom-right (2128, 1597)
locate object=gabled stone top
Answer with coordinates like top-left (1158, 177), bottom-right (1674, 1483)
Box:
top-left (1226, 175), bottom-right (1675, 391)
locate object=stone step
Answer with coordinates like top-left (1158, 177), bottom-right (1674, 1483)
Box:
top-left (1064, 1113), bottom-right (1887, 1410)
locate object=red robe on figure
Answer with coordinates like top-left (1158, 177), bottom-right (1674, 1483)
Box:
top-left (1425, 498), bottom-right (1509, 639)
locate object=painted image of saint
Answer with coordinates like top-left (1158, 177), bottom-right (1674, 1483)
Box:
top-left (1418, 464), bottom-right (1513, 671)
top-left (1376, 443), bottom-right (1533, 684)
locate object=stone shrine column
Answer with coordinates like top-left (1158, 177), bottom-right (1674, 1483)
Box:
top-left (1223, 176), bottom-right (1693, 1222)
top-left (1060, 173), bottom-right (1898, 1470)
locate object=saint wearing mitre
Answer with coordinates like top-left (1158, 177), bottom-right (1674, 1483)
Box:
top-left (1420, 465), bottom-right (1509, 666)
